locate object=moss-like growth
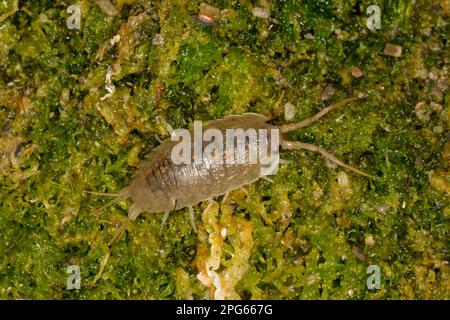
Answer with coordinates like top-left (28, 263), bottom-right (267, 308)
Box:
top-left (0, 0), bottom-right (448, 299)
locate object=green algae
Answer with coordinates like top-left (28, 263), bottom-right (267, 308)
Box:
top-left (0, 0), bottom-right (449, 299)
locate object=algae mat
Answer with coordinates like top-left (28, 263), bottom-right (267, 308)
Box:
top-left (0, 0), bottom-right (449, 299)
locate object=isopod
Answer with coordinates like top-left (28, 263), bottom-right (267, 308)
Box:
top-left (88, 96), bottom-right (374, 246)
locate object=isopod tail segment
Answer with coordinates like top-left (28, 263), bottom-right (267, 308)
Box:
top-left (86, 190), bottom-right (196, 247)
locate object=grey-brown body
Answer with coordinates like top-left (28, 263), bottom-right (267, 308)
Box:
top-left (119, 113), bottom-right (279, 220)
top-left (94, 97), bottom-right (372, 228)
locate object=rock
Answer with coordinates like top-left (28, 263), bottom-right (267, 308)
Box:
top-left (416, 68), bottom-right (429, 79)
top-left (414, 101), bottom-right (430, 122)
top-left (152, 33), bottom-right (164, 46)
top-left (199, 3), bottom-right (220, 18)
top-left (252, 7), bottom-right (271, 19)
top-left (433, 126), bottom-right (443, 134)
top-left (284, 102), bottom-right (296, 121)
top-left (365, 235), bottom-right (375, 246)
top-left (321, 85), bottom-right (336, 101)
top-left (383, 43), bottom-right (403, 57)
top-left (334, 28), bottom-right (344, 40)
top-left (351, 66), bottom-right (364, 78)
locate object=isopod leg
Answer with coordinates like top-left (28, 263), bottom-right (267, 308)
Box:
top-left (222, 192), bottom-right (230, 203)
top-left (279, 159), bottom-right (291, 165)
top-left (282, 140), bottom-right (374, 179)
top-left (262, 176), bottom-right (274, 183)
top-left (159, 211), bottom-right (170, 234)
top-left (188, 206), bottom-right (198, 233)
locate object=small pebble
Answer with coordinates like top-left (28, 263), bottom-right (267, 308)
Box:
top-left (110, 34), bottom-right (120, 46)
top-left (415, 68), bottom-right (428, 80)
top-left (383, 43), bottom-right (403, 58)
top-left (375, 204), bottom-right (389, 214)
top-left (321, 85), bottom-right (336, 101)
top-left (414, 101), bottom-right (430, 122)
top-left (337, 171), bottom-right (349, 188)
top-left (252, 7), bottom-right (271, 19)
top-left (429, 102), bottom-right (442, 112)
top-left (307, 275), bottom-right (316, 285)
top-left (428, 70), bottom-right (438, 81)
top-left (284, 102), bottom-right (296, 121)
top-left (365, 235), bottom-right (375, 246)
top-left (152, 33), bottom-right (164, 46)
top-left (333, 28), bottom-right (344, 40)
top-left (199, 3), bottom-right (220, 18)
top-left (351, 66), bottom-right (364, 78)
top-left (433, 126), bottom-right (443, 134)
top-left (194, 12), bottom-right (216, 26)
top-left (421, 27), bottom-right (432, 37)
